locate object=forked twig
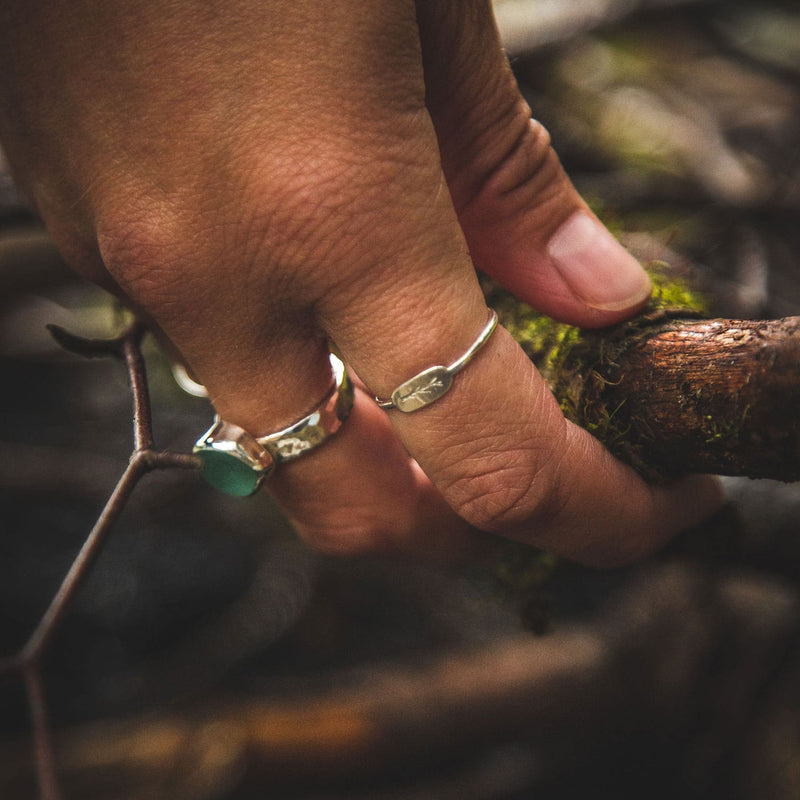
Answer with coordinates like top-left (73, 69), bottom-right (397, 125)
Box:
top-left (0, 320), bottom-right (202, 800)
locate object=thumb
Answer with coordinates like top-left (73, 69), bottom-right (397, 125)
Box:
top-left (418, 0), bottom-right (652, 328)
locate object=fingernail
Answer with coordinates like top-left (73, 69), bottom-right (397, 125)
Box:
top-left (547, 212), bottom-right (652, 312)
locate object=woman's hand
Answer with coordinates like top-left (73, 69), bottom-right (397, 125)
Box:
top-left (0, 0), bottom-right (721, 564)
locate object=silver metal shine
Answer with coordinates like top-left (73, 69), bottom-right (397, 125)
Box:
top-left (194, 352), bottom-right (354, 491)
top-left (375, 309), bottom-right (498, 413)
top-left (256, 353), bottom-right (353, 461)
top-left (195, 417), bottom-right (276, 471)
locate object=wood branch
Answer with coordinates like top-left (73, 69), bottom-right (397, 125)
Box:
top-left (587, 315), bottom-right (800, 480)
top-left (488, 286), bottom-right (800, 481)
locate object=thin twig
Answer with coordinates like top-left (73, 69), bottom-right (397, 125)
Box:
top-left (20, 453), bottom-right (149, 664)
top-left (45, 324), bottom-right (126, 359)
top-left (0, 320), bottom-right (203, 799)
top-left (122, 322), bottom-right (152, 452)
top-left (144, 451), bottom-right (204, 471)
top-left (25, 665), bottom-right (63, 800)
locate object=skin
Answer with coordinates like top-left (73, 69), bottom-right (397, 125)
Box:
top-left (0, 0), bottom-right (722, 565)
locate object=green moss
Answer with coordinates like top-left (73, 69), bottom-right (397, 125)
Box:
top-left (484, 261), bottom-right (707, 458)
top-left (479, 263), bottom-right (707, 608)
top-left (492, 545), bottom-right (559, 592)
top-left (702, 405), bottom-right (751, 445)
top-left (488, 263), bottom-right (704, 375)
top-left (488, 291), bottom-right (582, 381)
top-left (646, 262), bottom-right (708, 315)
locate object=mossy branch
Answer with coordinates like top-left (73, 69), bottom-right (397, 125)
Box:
top-left (486, 272), bottom-right (800, 481)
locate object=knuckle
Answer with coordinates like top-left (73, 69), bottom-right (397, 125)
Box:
top-left (90, 106), bottom-right (445, 319)
top-left (236, 123), bottom-right (442, 266)
top-left (94, 191), bottom-right (198, 314)
top-left (444, 436), bottom-right (568, 535)
top-left (460, 114), bottom-right (571, 223)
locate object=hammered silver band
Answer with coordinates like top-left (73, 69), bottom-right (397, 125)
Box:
top-left (257, 352), bottom-right (352, 461)
top-left (375, 309), bottom-right (498, 413)
top-left (194, 352), bottom-right (353, 495)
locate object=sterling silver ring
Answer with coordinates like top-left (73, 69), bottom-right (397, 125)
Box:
top-left (374, 309), bottom-right (498, 413)
top-left (194, 353), bottom-right (353, 496)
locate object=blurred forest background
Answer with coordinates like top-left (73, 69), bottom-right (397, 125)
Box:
top-left (1, 1), bottom-right (800, 797)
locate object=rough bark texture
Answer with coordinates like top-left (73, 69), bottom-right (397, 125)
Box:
top-left (591, 315), bottom-right (800, 480)
top-left (488, 283), bottom-right (800, 481)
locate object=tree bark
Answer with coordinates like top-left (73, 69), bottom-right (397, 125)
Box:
top-left (489, 287), bottom-right (800, 481)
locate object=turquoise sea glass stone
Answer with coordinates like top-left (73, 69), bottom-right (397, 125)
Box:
top-left (196, 449), bottom-right (262, 497)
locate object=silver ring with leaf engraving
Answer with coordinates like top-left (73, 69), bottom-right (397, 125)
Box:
top-left (374, 309), bottom-right (498, 413)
